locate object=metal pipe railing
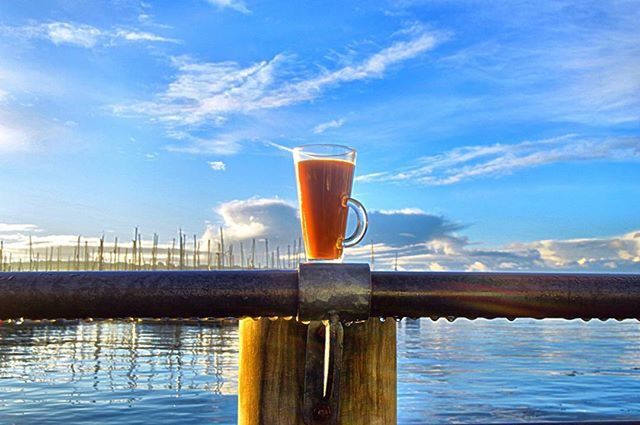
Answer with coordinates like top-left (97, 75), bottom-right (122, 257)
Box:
top-left (372, 271), bottom-right (640, 320)
top-left (0, 271), bottom-right (298, 319)
top-left (1, 271), bottom-right (640, 320)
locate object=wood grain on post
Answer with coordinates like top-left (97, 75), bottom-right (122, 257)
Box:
top-left (238, 317), bottom-right (307, 425)
top-left (339, 318), bottom-right (397, 424)
top-left (238, 317), bottom-right (396, 425)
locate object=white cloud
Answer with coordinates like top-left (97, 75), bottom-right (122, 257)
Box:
top-left (355, 172), bottom-right (388, 183)
top-left (260, 31), bottom-right (438, 110)
top-left (365, 210), bottom-right (463, 247)
top-left (344, 229), bottom-right (640, 272)
top-left (112, 29), bottom-right (177, 43)
top-left (357, 135), bottom-right (640, 185)
top-left (378, 208), bottom-right (427, 215)
top-left (208, 160), bottom-right (226, 171)
top-left (165, 131), bottom-right (243, 155)
top-left (312, 118), bottom-right (345, 134)
top-left (509, 231), bottom-right (640, 270)
top-left (1, 211), bottom-right (639, 272)
top-left (428, 262), bottom-right (445, 271)
top-left (0, 122), bottom-right (32, 153)
top-left (0, 110), bottom-right (76, 153)
top-left (0, 62), bottom-right (65, 99)
top-left (45, 22), bottom-right (102, 47)
top-left (198, 196), bottom-right (640, 272)
top-left (1, 21), bottom-right (177, 48)
top-left (203, 198), bottom-right (298, 246)
top-left (138, 13), bottom-right (152, 24)
top-left (206, 0), bottom-right (251, 14)
top-left (114, 30), bottom-right (439, 128)
top-left (0, 223), bottom-right (41, 233)
top-left (431, 1), bottom-right (640, 125)
top-left (467, 261), bottom-right (488, 272)
top-left (0, 230), bottom-right (175, 262)
top-left (112, 29), bottom-right (438, 156)
top-left (0, 224), bottom-right (195, 263)
top-left (203, 198), bottom-right (464, 249)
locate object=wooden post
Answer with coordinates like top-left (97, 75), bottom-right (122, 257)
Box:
top-left (239, 317), bottom-right (396, 425)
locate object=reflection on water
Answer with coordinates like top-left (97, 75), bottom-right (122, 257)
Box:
top-left (1, 319), bottom-right (639, 424)
top-left (0, 320), bottom-right (238, 424)
top-left (398, 319), bottom-right (640, 424)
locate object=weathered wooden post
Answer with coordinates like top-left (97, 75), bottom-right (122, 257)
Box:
top-left (238, 264), bottom-right (396, 425)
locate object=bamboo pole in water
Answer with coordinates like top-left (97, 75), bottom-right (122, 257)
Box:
top-left (193, 234), bottom-right (198, 269)
top-left (238, 317), bottom-right (396, 425)
top-left (251, 238), bottom-right (256, 269)
top-left (220, 227), bottom-right (225, 269)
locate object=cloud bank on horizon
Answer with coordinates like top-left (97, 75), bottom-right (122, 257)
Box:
top-left (3, 196), bottom-right (639, 272)
top-left (200, 197), bottom-right (640, 272)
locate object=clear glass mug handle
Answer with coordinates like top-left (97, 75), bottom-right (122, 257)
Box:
top-left (342, 197), bottom-right (368, 248)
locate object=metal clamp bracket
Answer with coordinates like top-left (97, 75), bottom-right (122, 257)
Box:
top-left (298, 263), bottom-right (371, 322)
top-left (298, 263), bottom-right (371, 424)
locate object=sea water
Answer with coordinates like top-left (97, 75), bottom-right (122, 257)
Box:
top-left (1, 319), bottom-right (639, 424)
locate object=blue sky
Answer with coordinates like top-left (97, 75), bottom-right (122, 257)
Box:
top-left (0, 0), bottom-right (639, 270)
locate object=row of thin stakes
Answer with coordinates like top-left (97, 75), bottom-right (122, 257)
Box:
top-left (0, 227), bottom-right (313, 272)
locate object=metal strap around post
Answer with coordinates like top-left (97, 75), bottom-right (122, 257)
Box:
top-left (298, 263), bottom-right (371, 425)
top-left (298, 263), bottom-right (371, 322)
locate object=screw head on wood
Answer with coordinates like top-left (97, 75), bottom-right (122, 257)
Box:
top-left (312, 401), bottom-right (332, 421)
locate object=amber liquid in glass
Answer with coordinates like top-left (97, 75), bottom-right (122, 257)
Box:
top-left (296, 158), bottom-right (355, 260)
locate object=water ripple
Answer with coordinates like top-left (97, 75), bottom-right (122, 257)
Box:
top-left (0, 319), bottom-right (639, 423)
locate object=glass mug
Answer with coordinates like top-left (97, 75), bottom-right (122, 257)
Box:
top-left (293, 144), bottom-right (368, 261)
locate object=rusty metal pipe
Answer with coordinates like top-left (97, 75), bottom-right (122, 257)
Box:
top-left (1, 271), bottom-right (640, 320)
top-left (0, 271), bottom-right (298, 319)
top-left (371, 272), bottom-right (640, 320)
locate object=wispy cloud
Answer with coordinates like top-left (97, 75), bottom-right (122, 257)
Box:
top-left (312, 118), bottom-right (345, 134)
top-left (358, 135), bottom-right (640, 185)
top-left (164, 131), bottom-right (244, 155)
top-left (0, 229), bottom-right (119, 259)
top-left (208, 160), bottom-right (226, 171)
top-left (432, 1), bottom-right (640, 125)
top-left (43, 22), bottom-right (102, 47)
top-left (114, 29), bottom-right (439, 129)
top-left (0, 110), bottom-right (76, 153)
top-left (1, 21), bottom-right (178, 48)
top-left (206, 0), bottom-right (251, 14)
top-left (0, 122), bottom-right (32, 153)
top-left (112, 29), bottom-right (176, 43)
top-left (0, 223), bottom-right (41, 234)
